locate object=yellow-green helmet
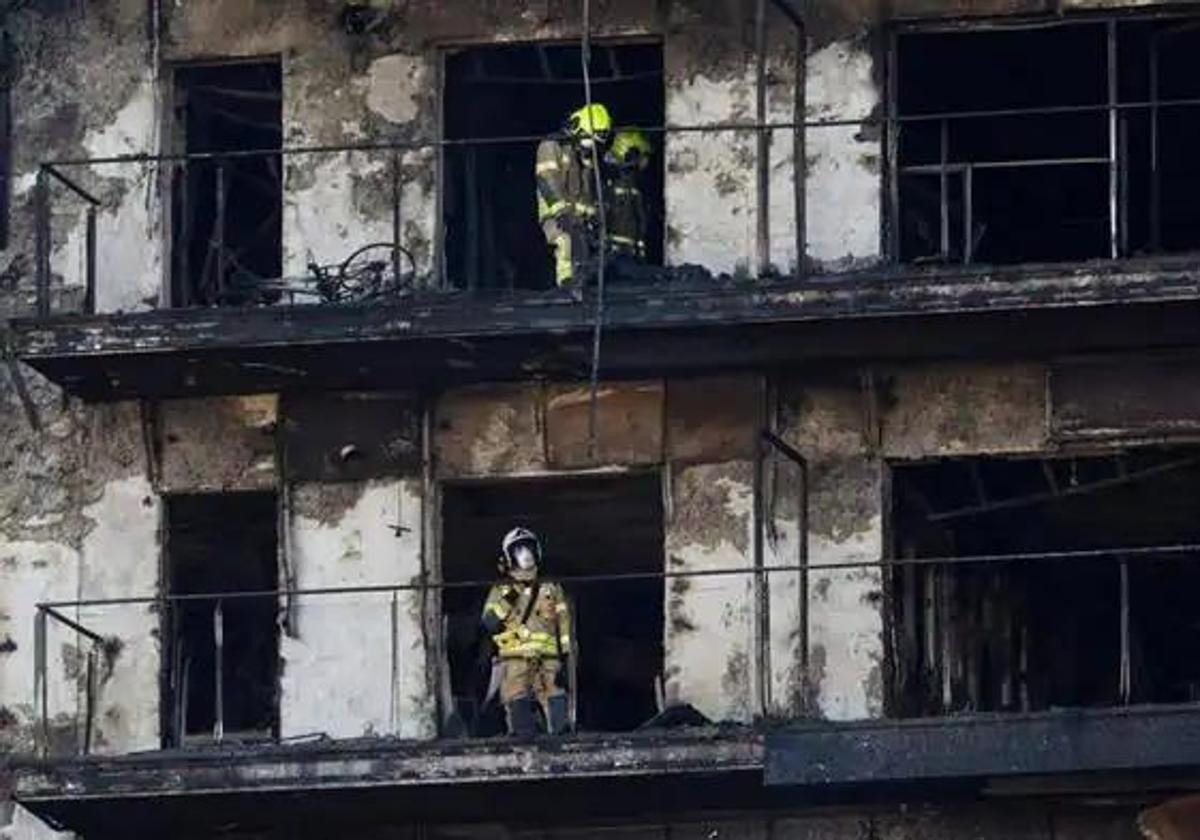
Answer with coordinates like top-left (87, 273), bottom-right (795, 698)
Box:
top-left (567, 103), bottom-right (613, 145)
top-left (610, 129), bottom-right (653, 168)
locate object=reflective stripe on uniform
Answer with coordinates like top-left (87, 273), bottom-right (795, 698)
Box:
top-left (494, 628), bottom-right (562, 658)
top-left (538, 197), bottom-right (569, 222)
top-left (483, 586), bottom-right (514, 620)
top-left (545, 224), bottom-right (573, 285)
top-left (485, 601), bottom-right (512, 621)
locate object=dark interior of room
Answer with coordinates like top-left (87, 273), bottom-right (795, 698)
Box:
top-left (897, 18), bottom-right (1200, 265)
top-left (171, 60), bottom-right (282, 307)
top-left (890, 449), bottom-right (1200, 717)
top-left (441, 473), bottom-right (664, 736)
top-left (443, 42), bottom-right (664, 291)
top-left (163, 492), bottom-right (279, 744)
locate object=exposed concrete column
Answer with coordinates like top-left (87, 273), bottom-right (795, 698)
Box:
top-left (664, 459), bottom-right (758, 722)
top-left (281, 479), bottom-right (431, 741)
top-left (778, 373), bottom-right (886, 721)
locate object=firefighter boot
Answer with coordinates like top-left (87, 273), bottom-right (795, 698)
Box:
top-left (546, 693), bottom-right (570, 735)
top-left (506, 694), bottom-right (538, 738)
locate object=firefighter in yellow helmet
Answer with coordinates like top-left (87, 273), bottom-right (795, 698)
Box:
top-left (536, 103), bottom-right (612, 290)
top-left (481, 527), bottom-right (573, 736)
top-left (604, 128), bottom-right (653, 264)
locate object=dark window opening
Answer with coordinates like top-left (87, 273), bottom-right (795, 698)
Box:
top-left (443, 42), bottom-right (664, 291)
top-left (441, 474), bottom-right (664, 735)
top-left (889, 450), bottom-right (1200, 717)
top-left (171, 60), bottom-right (282, 307)
top-left (163, 492), bottom-right (279, 745)
top-left (896, 18), bottom-right (1200, 266)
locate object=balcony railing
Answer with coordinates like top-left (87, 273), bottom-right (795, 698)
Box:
top-left (32, 92), bottom-right (1200, 323)
top-left (29, 540), bottom-right (1200, 759)
top-left (31, 118), bottom-right (815, 319)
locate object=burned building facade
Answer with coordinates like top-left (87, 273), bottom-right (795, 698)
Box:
top-left (2, 0), bottom-right (1200, 838)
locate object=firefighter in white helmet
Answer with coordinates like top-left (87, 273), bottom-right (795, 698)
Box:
top-left (481, 527), bottom-right (572, 736)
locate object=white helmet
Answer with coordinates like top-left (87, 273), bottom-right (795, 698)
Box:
top-left (501, 527), bottom-right (542, 577)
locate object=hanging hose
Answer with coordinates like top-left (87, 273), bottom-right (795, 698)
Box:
top-left (580, 0), bottom-right (608, 460)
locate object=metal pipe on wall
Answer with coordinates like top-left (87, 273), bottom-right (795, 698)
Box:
top-left (34, 168), bottom-right (50, 318)
top-left (391, 150), bottom-right (403, 290)
top-left (886, 31), bottom-right (901, 263)
top-left (755, 0), bottom-right (771, 277)
top-left (34, 606), bottom-right (47, 756)
top-left (1108, 20), bottom-right (1120, 260)
top-left (753, 429), bottom-right (770, 717)
top-left (793, 18), bottom-right (807, 278)
top-left (85, 206), bottom-right (97, 315)
top-left (797, 454), bottom-right (809, 711)
top-left (213, 599), bottom-right (225, 742)
top-left (214, 163), bottom-right (227, 301)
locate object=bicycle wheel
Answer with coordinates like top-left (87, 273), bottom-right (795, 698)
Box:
top-left (335, 242), bottom-right (417, 302)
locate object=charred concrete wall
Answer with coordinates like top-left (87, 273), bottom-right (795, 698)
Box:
top-left (0, 384), bottom-right (158, 758)
top-left (0, 0), bottom-right (1187, 837)
top-left (432, 377), bottom-right (797, 724)
top-left (0, 0), bottom-right (872, 314)
top-left (8, 0), bottom-right (1200, 313)
top-left (283, 478), bottom-right (432, 741)
top-left (774, 362), bottom-right (1048, 720)
top-left (431, 371), bottom-right (1023, 725)
top-left (0, 388), bottom-right (437, 761)
top-left (0, 362), bottom-right (1053, 762)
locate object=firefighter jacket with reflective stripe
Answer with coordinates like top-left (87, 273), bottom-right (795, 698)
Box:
top-left (605, 168), bottom-right (647, 257)
top-left (536, 137), bottom-right (598, 223)
top-left (482, 581), bottom-right (572, 659)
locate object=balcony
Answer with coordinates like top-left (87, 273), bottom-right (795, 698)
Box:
top-left (16, 13), bottom-right (1200, 401)
top-left (14, 522), bottom-right (1200, 836)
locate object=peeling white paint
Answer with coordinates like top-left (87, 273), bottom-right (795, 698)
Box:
top-left (764, 489), bottom-right (804, 718)
top-left (282, 154), bottom-right (392, 280)
top-left (666, 56), bottom-right (800, 275)
top-left (665, 74), bottom-right (757, 274)
top-left (664, 463), bottom-right (757, 723)
top-left (366, 54), bottom-right (426, 124)
top-left (0, 539), bottom-right (80, 745)
top-left (807, 538), bottom-right (884, 719)
top-left (83, 75), bottom-right (165, 313)
top-left (83, 76), bottom-right (158, 163)
top-left (282, 480), bottom-right (432, 741)
top-left (78, 475), bottom-right (161, 753)
top-left (805, 41), bottom-right (882, 270)
top-left (401, 148), bottom-right (438, 279)
top-left (12, 172), bottom-right (37, 201)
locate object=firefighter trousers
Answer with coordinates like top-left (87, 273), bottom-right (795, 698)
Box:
top-left (542, 217), bottom-right (591, 288)
top-left (500, 657), bottom-right (566, 734)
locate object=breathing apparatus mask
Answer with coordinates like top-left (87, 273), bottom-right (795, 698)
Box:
top-left (501, 527), bottom-right (543, 581)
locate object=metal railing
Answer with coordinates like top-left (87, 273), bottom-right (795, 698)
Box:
top-left (32, 93), bottom-right (1200, 320)
top-left (25, 9), bottom-right (1200, 320)
top-left (30, 539), bottom-right (1200, 758)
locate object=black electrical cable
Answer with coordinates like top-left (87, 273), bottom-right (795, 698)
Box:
top-left (580, 0), bottom-right (608, 460)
